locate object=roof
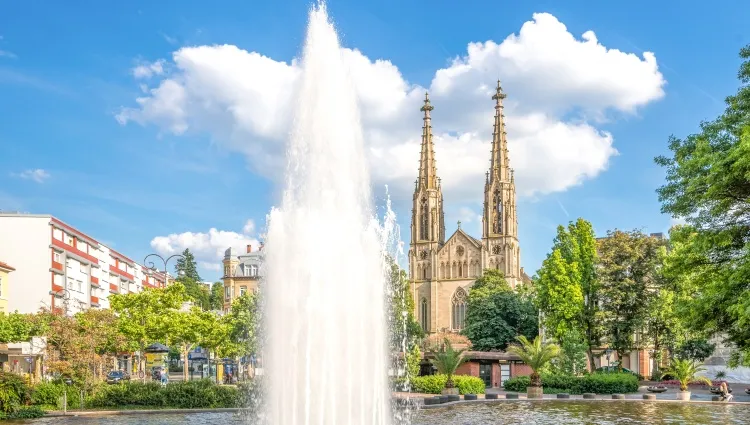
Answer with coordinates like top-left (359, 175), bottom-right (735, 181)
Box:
top-left (0, 261), bottom-right (15, 272)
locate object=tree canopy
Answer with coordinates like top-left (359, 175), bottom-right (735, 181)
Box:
top-left (462, 269), bottom-right (538, 351)
top-left (655, 44), bottom-right (750, 365)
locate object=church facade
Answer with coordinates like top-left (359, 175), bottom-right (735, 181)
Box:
top-left (409, 82), bottom-right (530, 335)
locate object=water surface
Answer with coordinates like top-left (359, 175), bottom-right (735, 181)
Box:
top-left (20, 402), bottom-right (750, 425)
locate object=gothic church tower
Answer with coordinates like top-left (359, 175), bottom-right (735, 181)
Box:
top-left (482, 81), bottom-right (522, 287)
top-left (409, 93), bottom-right (445, 285)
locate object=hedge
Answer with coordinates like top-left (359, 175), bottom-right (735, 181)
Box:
top-left (86, 380), bottom-right (242, 409)
top-left (0, 372), bottom-right (32, 415)
top-left (411, 375), bottom-right (486, 395)
top-left (503, 373), bottom-right (638, 394)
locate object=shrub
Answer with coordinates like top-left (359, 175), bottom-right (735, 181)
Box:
top-left (0, 405), bottom-right (45, 419)
top-left (85, 380), bottom-right (242, 409)
top-left (0, 372), bottom-right (31, 414)
top-left (411, 375), bottom-right (485, 395)
top-left (501, 373), bottom-right (638, 394)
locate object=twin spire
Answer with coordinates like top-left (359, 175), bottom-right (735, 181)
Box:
top-left (415, 80), bottom-right (513, 193)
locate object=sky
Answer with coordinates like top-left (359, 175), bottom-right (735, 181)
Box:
top-left (1, 0), bottom-right (748, 280)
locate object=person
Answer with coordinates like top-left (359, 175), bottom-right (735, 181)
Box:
top-left (719, 382), bottom-right (733, 402)
top-left (160, 368), bottom-right (168, 387)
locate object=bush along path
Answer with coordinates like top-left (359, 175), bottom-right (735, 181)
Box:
top-left (502, 373), bottom-right (639, 394)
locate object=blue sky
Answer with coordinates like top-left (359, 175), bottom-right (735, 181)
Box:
top-left (1, 0), bottom-right (748, 280)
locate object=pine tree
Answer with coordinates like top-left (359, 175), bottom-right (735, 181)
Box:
top-left (175, 248), bottom-right (201, 282)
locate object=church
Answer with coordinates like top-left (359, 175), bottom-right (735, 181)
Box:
top-left (409, 81), bottom-right (531, 335)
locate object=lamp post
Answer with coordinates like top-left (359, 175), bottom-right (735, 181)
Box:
top-left (605, 349), bottom-right (613, 371)
top-left (143, 253), bottom-right (184, 287)
top-left (139, 253), bottom-right (184, 381)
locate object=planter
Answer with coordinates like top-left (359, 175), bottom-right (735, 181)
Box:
top-left (612, 394), bottom-right (625, 400)
top-left (676, 391), bottom-right (691, 401)
top-left (485, 393), bottom-right (499, 400)
top-left (582, 393), bottom-right (596, 399)
top-left (556, 393), bottom-right (570, 399)
top-left (527, 386), bottom-right (543, 399)
top-left (643, 394), bottom-right (656, 400)
top-left (505, 393), bottom-right (519, 399)
top-left (464, 394), bottom-right (478, 401)
top-left (647, 386), bottom-right (668, 393)
top-left (745, 389), bottom-right (750, 395)
top-left (441, 387), bottom-right (459, 395)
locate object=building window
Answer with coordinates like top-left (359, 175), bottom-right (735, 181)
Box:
top-left (250, 265), bottom-right (258, 277)
top-left (65, 233), bottom-right (74, 246)
top-left (54, 252), bottom-right (61, 263)
top-left (80, 263), bottom-right (87, 274)
top-left (420, 298), bottom-right (429, 332)
top-left (420, 198), bottom-right (429, 241)
top-left (452, 288), bottom-right (467, 331)
top-left (224, 265), bottom-right (230, 277)
top-left (240, 286), bottom-right (247, 296)
top-left (493, 190), bottom-right (503, 234)
top-left (225, 286), bottom-right (231, 300)
top-left (77, 279), bottom-right (83, 292)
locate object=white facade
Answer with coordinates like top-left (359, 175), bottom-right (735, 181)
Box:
top-left (0, 213), bottom-right (165, 315)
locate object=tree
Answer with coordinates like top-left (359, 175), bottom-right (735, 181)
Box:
top-left (167, 307), bottom-right (218, 382)
top-left (386, 257), bottom-right (422, 352)
top-left (535, 218), bottom-right (601, 370)
top-left (462, 269), bottom-right (538, 351)
top-left (655, 44), bottom-right (750, 365)
top-left (209, 282), bottom-right (224, 311)
top-left (0, 312), bottom-right (33, 343)
top-left (598, 230), bottom-right (665, 366)
top-left (223, 292), bottom-right (261, 358)
top-left (676, 338), bottom-right (716, 363)
top-left (506, 335), bottom-right (561, 388)
top-left (179, 278), bottom-right (211, 310)
top-left (109, 283), bottom-right (187, 378)
top-left (175, 248), bottom-right (201, 282)
top-left (429, 338), bottom-right (468, 391)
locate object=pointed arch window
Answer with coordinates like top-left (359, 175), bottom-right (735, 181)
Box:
top-left (420, 298), bottom-right (429, 332)
top-left (493, 190), bottom-right (503, 234)
top-left (458, 262), bottom-right (463, 277)
top-left (452, 288), bottom-right (467, 330)
top-left (420, 198), bottom-right (429, 240)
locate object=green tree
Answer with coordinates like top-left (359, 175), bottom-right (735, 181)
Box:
top-left (0, 312), bottom-right (33, 343)
top-left (175, 248), bottom-right (201, 282)
top-left (166, 307), bottom-right (219, 382)
top-left (209, 282), bottom-right (224, 311)
top-left (535, 218), bottom-right (601, 370)
top-left (655, 44), bottom-right (750, 365)
top-left (386, 257), bottom-right (422, 352)
top-left (675, 338), bottom-right (716, 363)
top-left (598, 230), bottom-right (665, 366)
top-left (179, 278), bottom-right (211, 310)
top-left (429, 338), bottom-right (468, 391)
top-left (506, 335), bottom-right (561, 388)
top-left (109, 283), bottom-right (187, 378)
top-left (223, 292), bottom-right (261, 358)
top-left (462, 269), bottom-right (538, 351)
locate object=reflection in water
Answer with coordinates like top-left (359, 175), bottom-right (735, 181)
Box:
top-left (19, 402), bottom-right (750, 425)
top-left (414, 401), bottom-right (750, 425)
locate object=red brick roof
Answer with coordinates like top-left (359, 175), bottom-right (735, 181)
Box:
top-left (0, 261), bottom-right (15, 271)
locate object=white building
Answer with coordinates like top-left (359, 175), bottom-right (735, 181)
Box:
top-left (0, 213), bottom-right (167, 315)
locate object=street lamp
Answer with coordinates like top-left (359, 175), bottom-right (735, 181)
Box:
top-left (143, 253), bottom-right (184, 286)
top-left (605, 349), bottom-right (613, 370)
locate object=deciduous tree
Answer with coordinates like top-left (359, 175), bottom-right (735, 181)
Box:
top-left (462, 269), bottom-right (538, 351)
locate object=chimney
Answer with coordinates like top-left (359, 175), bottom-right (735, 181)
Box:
top-left (246, 244), bottom-right (252, 253)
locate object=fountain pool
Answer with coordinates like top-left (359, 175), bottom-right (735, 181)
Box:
top-left (19, 401), bottom-right (750, 424)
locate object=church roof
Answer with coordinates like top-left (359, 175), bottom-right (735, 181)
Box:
top-left (444, 226), bottom-right (482, 249)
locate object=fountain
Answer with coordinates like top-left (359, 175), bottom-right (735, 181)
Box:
top-left (263, 2), bottom-right (392, 424)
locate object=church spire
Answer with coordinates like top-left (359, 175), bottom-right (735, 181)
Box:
top-left (418, 92), bottom-right (438, 190)
top-left (489, 80), bottom-right (510, 184)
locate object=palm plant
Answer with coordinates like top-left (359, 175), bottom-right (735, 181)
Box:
top-left (430, 338), bottom-right (468, 389)
top-left (506, 335), bottom-right (561, 387)
top-left (660, 359), bottom-right (711, 392)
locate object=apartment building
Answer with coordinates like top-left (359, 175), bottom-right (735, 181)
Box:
top-left (0, 213), bottom-right (167, 315)
top-left (221, 244), bottom-right (263, 312)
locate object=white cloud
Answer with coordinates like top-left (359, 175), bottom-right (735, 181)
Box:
top-left (150, 220), bottom-right (260, 272)
top-left (132, 59), bottom-right (167, 79)
top-left (117, 12), bottom-right (665, 201)
top-left (0, 50), bottom-right (17, 59)
top-left (12, 169), bottom-right (50, 183)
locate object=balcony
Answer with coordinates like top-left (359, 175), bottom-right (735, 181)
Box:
top-left (91, 296), bottom-right (100, 306)
top-left (91, 276), bottom-right (101, 288)
top-left (51, 238), bottom-right (99, 265)
top-left (51, 284), bottom-right (64, 295)
top-left (109, 283), bottom-right (118, 293)
top-left (52, 261), bottom-right (63, 272)
top-left (109, 265), bottom-right (134, 281)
